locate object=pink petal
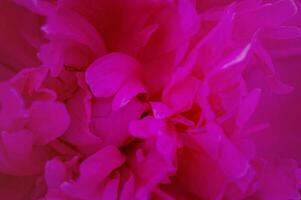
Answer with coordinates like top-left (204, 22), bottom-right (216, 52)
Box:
top-left (43, 10), bottom-right (105, 56)
top-left (86, 53), bottom-right (140, 97)
top-left (27, 101), bottom-right (70, 145)
top-left (61, 146), bottom-right (125, 198)
top-left (45, 159), bottom-right (67, 189)
top-left (79, 145), bottom-right (125, 183)
top-left (112, 79), bottom-right (146, 111)
top-left (64, 90), bottom-right (102, 153)
top-left (237, 88), bottom-right (261, 126)
top-left (120, 175), bottom-right (135, 200)
top-left (129, 117), bottom-right (166, 138)
top-left (100, 175), bottom-right (120, 200)
top-left (234, 0), bottom-right (298, 40)
top-left (1, 130), bottom-right (33, 164)
top-left (163, 77), bottom-right (200, 112)
top-left (92, 99), bottom-right (147, 146)
top-left (0, 0), bottom-right (42, 70)
top-left (0, 83), bottom-right (24, 131)
top-left (151, 102), bottom-right (173, 119)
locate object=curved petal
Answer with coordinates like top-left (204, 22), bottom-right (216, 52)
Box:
top-left (86, 53), bottom-right (140, 97)
top-left (27, 101), bottom-right (70, 145)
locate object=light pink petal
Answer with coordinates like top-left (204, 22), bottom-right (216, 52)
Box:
top-left (86, 53), bottom-right (140, 97)
top-left (27, 101), bottom-right (70, 145)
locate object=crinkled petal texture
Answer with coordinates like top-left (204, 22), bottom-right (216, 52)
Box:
top-left (0, 0), bottom-right (301, 199)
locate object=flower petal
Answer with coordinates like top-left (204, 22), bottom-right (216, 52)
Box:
top-left (86, 53), bottom-right (140, 97)
top-left (27, 101), bottom-right (70, 145)
top-left (112, 80), bottom-right (146, 111)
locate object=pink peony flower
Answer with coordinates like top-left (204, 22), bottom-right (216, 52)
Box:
top-left (1, 0), bottom-right (301, 199)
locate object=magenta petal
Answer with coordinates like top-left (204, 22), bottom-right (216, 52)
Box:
top-left (64, 89), bottom-right (102, 153)
top-left (86, 53), bottom-right (140, 97)
top-left (0, 0), bottom-right (301, 199)
top-left (119, 175), bottom-right (135, 200)
top-left (100, 175), bottom-right (120, 200)
top-left (237, 88), bottom-right (261, 126)
top-left (79, 145), bottom-right (125, 183)
top-left (263, 26), bottom-right (301, 40)
top-left (43, 10), bottom-right (105, 56)
top-left (45, 159), bottom-right (67, 189)
top-left (256, 160), bottom-right (301, 200)
top-left (163, 77), bottom-right (200, 112)
top-left (234, 0), bottom-right (298, 40)
top-left (92, 99), bottom-right (146, 146)
top-left (0, 83), bottom-right (24, 131)
top-left (112, 80), bottom-right (146, 111)
top-left (61, 146), bottom-right (125, 198)
top-left (151, 102), bottom-right (173, 119)
top-left (197, 123), bottom-right (249, 179)
top-left (0, 0), bottom-right (42, 70)
top-left (129, 117), bottom-right (166, 138)
top-left (1, 130), bottom-right (33, 163)
top-left (27, 101), bottom-right (70, 145)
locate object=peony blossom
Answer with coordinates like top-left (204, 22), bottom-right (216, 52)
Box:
top-left (0, 0), bottom-right (301, 199)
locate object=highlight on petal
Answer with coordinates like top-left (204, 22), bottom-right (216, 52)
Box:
top-left (112, 79), bottom-right (146, 111)
top-left (151, 102), bottom-right (173, 119)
